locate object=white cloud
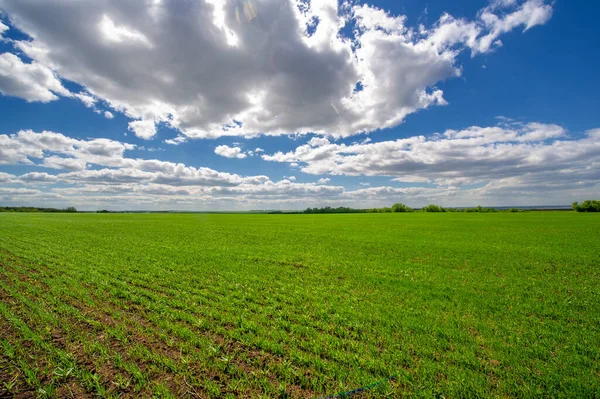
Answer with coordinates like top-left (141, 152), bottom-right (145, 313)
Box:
top-left (128, 120), bottom-right (157, 139)
top-left (392, 176), bottom-right (430, 184)
top-left (0, 0), bottom-right (552, 139)
top-left (0, 129), bottom-right (134, 166)
top-left (476, 0), bottom-right (553, 53)
top-left (0, 21), bottom-right (8, 37)
top-left (214, 144), bottom-right (247, 159)
top-left (1, 127), bottom-right (598, 210)
top-left (164, 136), bottom-right (187, 146)
top-left (263, 122), bottom-right (600, 192)
top-left (98, 15), bottom-right (153, 48)
top-left (56, 167), bottom-right (259, 187)
top-left (0, 171), bottom-right (15, 183)
top-left (42, 156), bottom-right (87, 171)
top-left (0, 187), bottom-right (40, 196)
top-left (0, 130), bottom-right (272, 188)
top-left (18, 172), bottom-right (58, 183)
top-left (308, 137), bottom-right (331, 147)
top-left (104, 111), bottom-right (114, 119)
top-left (74, 92), bottom-right (96, 108)
top-left (0, 52), bottom-right (71, 102)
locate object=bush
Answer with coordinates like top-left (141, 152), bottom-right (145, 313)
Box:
top-left (572, 200), bottom-right (600, 212)
top-left (391, 203), bottom-right (412, 213)
top-left (422, 204), bottom-right (445, 212)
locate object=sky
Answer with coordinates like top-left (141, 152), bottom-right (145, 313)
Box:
top-left (0, 0), bottom-right (599, 211)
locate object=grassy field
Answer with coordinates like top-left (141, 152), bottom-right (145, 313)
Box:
top-left (0, 212), bottom-right (598, 398)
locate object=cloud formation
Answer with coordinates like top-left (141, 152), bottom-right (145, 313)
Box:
top-left (214, 144), bottom-right (248, 159)
top-left (0, 126), bottom-right (598, 210)
top-left (0, 129), bottom-right (134, 166)
top-left (263, 122), bottom-right (600, 190)
top-left (0, 0), bottom-right (552, 139)
top-left (0, 52), bottom-right (70, 102)
top-left (0, 20), bottom-right (8, 37)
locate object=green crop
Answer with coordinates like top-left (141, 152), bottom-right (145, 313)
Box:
top-left (0, 212), bottom-right (599, 398)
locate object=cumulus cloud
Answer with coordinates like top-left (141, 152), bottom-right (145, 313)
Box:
top-left (104, 111), bottom-right (114, 119)
top-left (0, 187), bottom-right (40, 196)
top-left (18, 171), bottom-right (58, 183)
top-left (128, 120), bottom-right (157, 139)
top-left (308, 137), bottom-right (331, 147)
top-left (164, 136), bottom-right (187, 146)
top-left (0, 171), bottom-right (15, 183)
top-left (0, 130), bottom-right (272, 187)
top-left (0, 52), bottom-right (71, 102)
top-left (214, 144), bottom-right (247, 159)
top-left (0, 0), bottom-right (552, 139)
top-left (0, 129), bottom-right (413, 209)
top-left (0, 129), bottom-right (134, 166)
top-left (42, 155), bottom-right (87, 171)
top-left (263, 122), bottom-right (600, 190)
top-left (1, 126), bottom-right (598, 210)
top-left (73, 92), bottom-right (96, 108)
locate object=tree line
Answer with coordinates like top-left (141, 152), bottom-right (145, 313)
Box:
top-left (270, 204), bottom-right (523, 214)
top-left (297, 201), bottom-right (600, 214)
top-left (0, 206), bottom-right (77, 213)
top-left (2, 200), bottom-right (597, 214)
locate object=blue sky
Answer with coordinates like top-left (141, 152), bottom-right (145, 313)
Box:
top-left (0, 0), bottom-right (599, 210)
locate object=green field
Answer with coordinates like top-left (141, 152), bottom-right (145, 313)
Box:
top-left (0, 212), bottom-right (599, 398)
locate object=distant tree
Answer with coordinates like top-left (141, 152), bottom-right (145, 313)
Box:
top-left (97, 209), bottom-right (110, 213)
top-left (422, 204), bottom-right (446, 212)
top-left (464, 205), bottom-right (497, 213)
top-left (572, 200), bottom-right (600, 212)
top-left (304, 206), bottom-right (365, 214)
top-left (0, 206), bottom-right (84, 213)
top-left (391, 203), bottom-right (412, 212)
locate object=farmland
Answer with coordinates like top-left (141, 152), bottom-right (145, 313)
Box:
top-left (0, 212), bottom-right (599, 398)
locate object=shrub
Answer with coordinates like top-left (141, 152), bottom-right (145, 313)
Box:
top-left (572, 200), bottom-right (600, 212)
top-left (391, 203), bottom-right (412, 213)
